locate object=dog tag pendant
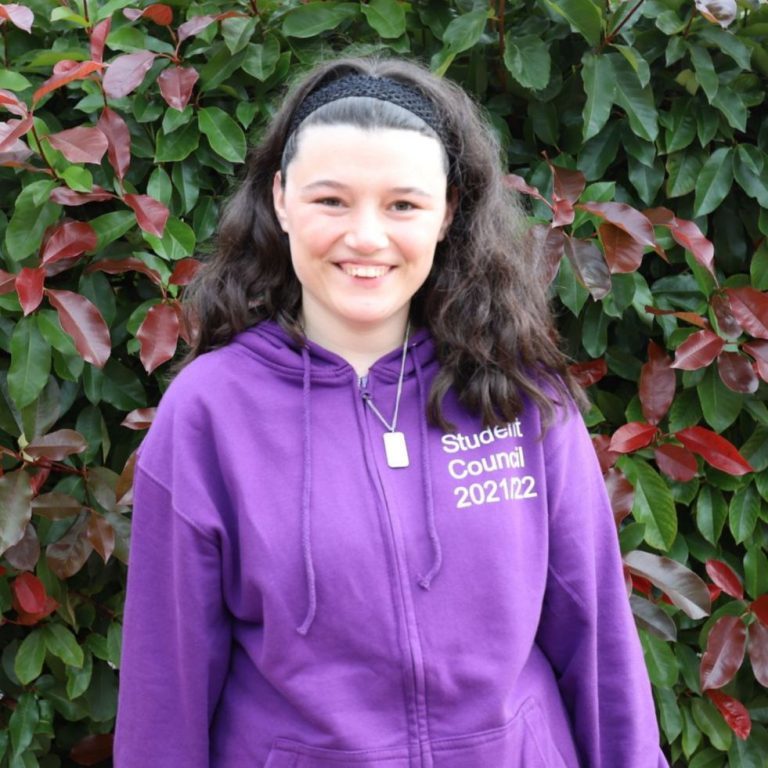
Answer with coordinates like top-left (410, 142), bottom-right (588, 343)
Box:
top-left (384, 431), bottom-right (409, 468)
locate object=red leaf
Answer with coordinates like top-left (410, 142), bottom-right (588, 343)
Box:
top-left (705, 559), bottom-right (744, 600)
top-left (97, 107), bottom-right (131, 181)
top-left (0, 114), bottom-right (33, 152)
top-left (711, 292), bottom-right (742, 340)
top-left (25, 429), bottom-right (88, 461)
top-left (526, 224), bottom-right (563, 284)
top-left (177, 14), bottom-right (219, 42)
top-left (743, 340), bottom-right (768, 382)
top-left (124, 193), bottom-right (169, 237)
top-left (46, 288), bottom-right (111, 368)
top-left (15, 266), bottom-right (44, 315)
top-left (706, 690), bottom-right (752, 740)
top-left (644, 306), bottom-right (710, 329)
top-left (631, 574), bottom-right (653, 597)
top-left (125, 3), bottom-right (173, 25)
top-left (157, 66), bottom-right (199, 111)
top-left (13, 594), bottom-right (58, 625)
top-left (578, 201), bottom-right (662, 254)
top-left (700, 615), bottom-right (747, 690)
top-left (121, 407), bottom-right (157, 430)
top-left (669, 218), bottom-right (715, 276)
top-left (89, 17), bottom-right (111, 63)
top-left (3, 522), bottom-right (40, 572)
top-left (40, 220), bottom-right (97, 265)
top-left (569, 357), bottom-right (607, 388)
top-left (676, 426), bottom-right (753, 476)
top-left (33, 61), bottom-right (103, 104)
top-left (69, 733), bottom-right (114, 767)
top-left (11, 572), bottom-right (46, 614)
top-left (136, 303), bottom-right (180, 373)
top-left (599, 222), bottom-right (645, 273)
top-left (609, 422), bottom-right (659, 453)
top-left (47, 125), bottom-right (108, 164)
top-left (173, 299), bottom-right (194, 345)
top-left (0, 268), bottom-right (17, 294)
top-left (655, 443), bottom-right (698, 482)
top-left (747, 621), bottom-right (768, 689)
top-left (592, 434), bottom-right (619, 472)
top-left (103, 50), bottom-right (156, 99)
top-left (0, 88), bottom-right (28, 117)
top-left (86, 511), bottom-right (115, 564)
top-left (86, 257), bottom-right (162, 285)
top-left (549, 162), bottom-right (586, 203)
top-left (751, 595), bottom-right (768, 626)
top-left (552, 198), bottom-right (574, 227)
top-left (639, 341), bottom-right (675, 424)
top-left (50, 186), bottom-right (114, 206)
top-left (46, 513), bottom-right (93, 579)
top-left (0, 3), bottom-right (33, 32)
top-left (503, 173), bottom-right (548, 204)
top-left (671, 328), bottom-right (724, 370)
top-left (28, 464), bottom-right (51, 496)
top-left (708, 584), bottom-right (722, 602)
top-left (169, 257), bottom-right (202, 286)
top-left (717, 351), bottom-right (758, 394)
top-left (726, 286), bottom-right (768, 340)
top-left (563, 234), bottom-right (611, 300)
top-left (605, 467), bottom-right (634, 527)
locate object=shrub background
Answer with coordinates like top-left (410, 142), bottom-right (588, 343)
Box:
top-left (0, 0), bottom-right (767, 766)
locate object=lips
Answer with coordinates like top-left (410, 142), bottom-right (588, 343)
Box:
top-left (338, 263), bottom-right (392, 278)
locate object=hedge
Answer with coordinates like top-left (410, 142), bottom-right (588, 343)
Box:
top-left (0, 0), bottom-right (767, 765)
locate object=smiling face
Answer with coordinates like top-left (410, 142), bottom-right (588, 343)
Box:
top-left (272, 124), bottom-right (454, 352)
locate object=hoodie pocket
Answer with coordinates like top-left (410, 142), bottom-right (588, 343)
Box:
top-left (263, 740), bottom-right (411, 767)
top-left (430, 698), bottom-right (570, 768)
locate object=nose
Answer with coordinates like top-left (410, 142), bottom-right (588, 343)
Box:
top-left (343, 207), bottom-right (388, 254)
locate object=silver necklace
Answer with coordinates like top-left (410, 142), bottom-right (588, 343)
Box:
top-left (363, 323), bottom-right (410, 469)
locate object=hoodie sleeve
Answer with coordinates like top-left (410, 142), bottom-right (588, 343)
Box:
top-left (114, 464), bottom-right (232, 768)
top-left (536, 402), bottom-right (669, 768)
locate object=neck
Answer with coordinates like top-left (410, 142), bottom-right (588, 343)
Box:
top-left (301, 310), bottom-right (409, 376)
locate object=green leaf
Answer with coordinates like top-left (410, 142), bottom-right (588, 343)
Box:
top-left (14, 630), bottom-right (47, 686)
top-left (629, 459), bottom-right (678, 551)
top-left (143, 217), bottom-right (196, 261)
top-left (90, 211), bottom-right (136, 251)
top-left (198, 107), bottom-right (247, 163)
top-left (664, 104), bottom-right (697, 154)
top-left (728, 728), bottom-right (767, 768)
top-left (693, 147), bottom-right (734, 218)
top-left (172, 161), bottom-right (200, 216)
top-left (555, 254), bottom-right (589, 316)
top-left (581, 52), bottom-right (616, 142)
top-left (220, 16), bottom-right (257, 55)
top-left (84, 662), bottom-right (118, 722)
top-left (744, 544), bottom-right (768, 599)
top-left (691, 698), bottom-right (732, 752)
top-left (611, 54), bottom-right (658, 142)
top-left (107, 622), bottom-right (122, 668)
top-left (613, 44), bottom-right (650, 87)
top-left (504, 33), bottom-right (551, 91)
top-left (0, 69), bottom-right (32, 90)
top-left (628, 155), bottom-right (664, 205)
top-left (162, 105), bottom-right (194, 134)
top-left (282, 2), bottom-right (359, 38)
top-left (751, 240), bottom-right (768, 290)
top-left (741, 426), bottom-right (768, 472)
top-left (712, 88), bottom-right (747, 132)
top-left (8, 317), bottom-right (52, 411)
top-left (66, 649), bottom-right (93, 700)
top-left (5, 181), bottom-right (60, 263)
top-left (640, 631), bottom-right (679, 687)
top-left (697, 26), bottom-right (752, 71)
top-left (147, 167), bottom-right (173, 207)
top-left (9, 693), bottom-right (38, 760)
top-left (442, 9), bottom-right (488, 53)
top-left (688, 44), bottom-right (718, 101)
top-left (696, 486), bottom-right (728, 546)
top-left (155, 122), bottom-right (200, 162)
top-left (61, 166), bottom-right (93, 193)
top-left (42, 623), bottom-right (84, 668)
top-left (655, 686), bottom-right (683, 744)
top-left (734, 145), bottom-right (768, 207)
top-left (101, 359), bottom-right (146, 410)
top-left (666, 150), bottom-right (704, 198)
top-left (541, 0), bottom-right (602, 47)
top-left (697, 364), bottom-right (741, 432)
top-left (729, 483), bottom-right (760, 544)
top-left (361, 0), bottom-right (406, 39)
top-left (581, 300), bottom-right (609, 357)
top-left (241, 36), bottom-right (281, 81)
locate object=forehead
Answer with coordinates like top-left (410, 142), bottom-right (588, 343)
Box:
top-left (287, 124), bottom-right (449, 183)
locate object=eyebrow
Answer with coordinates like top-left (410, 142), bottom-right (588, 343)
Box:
top-left (300, 180), bottom-right (435, 198)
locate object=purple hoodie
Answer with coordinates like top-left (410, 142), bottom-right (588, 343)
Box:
top-left (115, 321), bottom-right (668, 767)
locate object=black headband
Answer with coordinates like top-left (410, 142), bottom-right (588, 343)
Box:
top-left (288, 74), bottom-right (443, 139)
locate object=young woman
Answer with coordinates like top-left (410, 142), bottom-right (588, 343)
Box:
top-left (115, 57), bottom-right (668, 767)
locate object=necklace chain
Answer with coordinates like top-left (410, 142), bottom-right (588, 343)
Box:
top-left (363, 322), bottom-right (410, 433)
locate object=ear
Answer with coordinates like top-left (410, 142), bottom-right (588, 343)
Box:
top-left (272, 171), bottom-right (288, 232)
top-left (438, 186), bottom-right (458, 241)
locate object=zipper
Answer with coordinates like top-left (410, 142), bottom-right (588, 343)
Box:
top-left (356, 374), bottom-right (432, 767)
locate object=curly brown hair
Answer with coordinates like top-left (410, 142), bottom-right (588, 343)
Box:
top-left (182, 55), bottom-right (582, 429)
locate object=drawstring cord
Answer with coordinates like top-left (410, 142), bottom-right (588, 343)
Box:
top-left (296, 346), bottom-right (317, 635)
top-left (413, 354), bottom-right (443, 589)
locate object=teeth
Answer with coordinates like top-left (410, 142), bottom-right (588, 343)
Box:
top-left (341, 264), bottom-right (389, 278)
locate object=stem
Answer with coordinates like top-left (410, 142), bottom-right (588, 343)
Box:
top-left (603, 0), bottom-right (645, 48)
top-left (249, 0), bottom-right (259, 15)
top-left (30, 123), bottom-right (62, 181)
top-left (82, 0), bottom-right (90, 26)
